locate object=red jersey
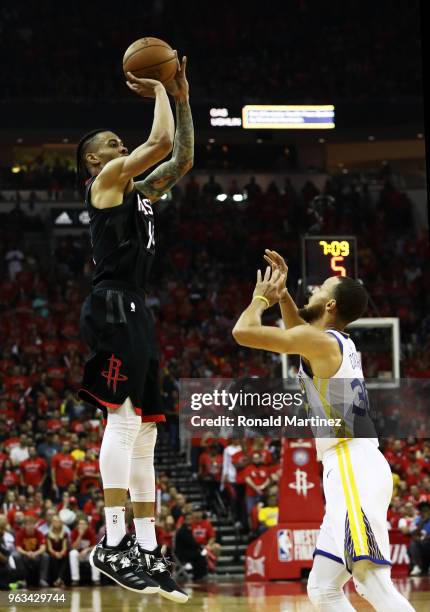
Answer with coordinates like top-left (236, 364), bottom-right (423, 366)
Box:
top-left (16, 528), bottom-right (45, 552)
top-left (77, 460), bottom-right (100, 493)
top-left (242, 464), bottom-right (270, 497)
top-left (156, 525), bottom-right (174, 549)
top-left (0, 469), bottom-right (20, 492)
top-left (199, 452), bottom-right (223, 481)
top-left (20, 457), bottom-right (47, 487)
top-left (51, 453), bottom-right (76, 487)
top-left (83, 499), bottom-right (94, 515)
top-left (70, 527), bottom-right (96, 551)
top-left (248, 448), bottom-right (273, 466)
top-left (190, 519), bottom-right (215, 545)
top-left (46, 419), bottom-right (62, 432)
top-left (231, 450), bottom-right (250, 484)
top-left (0, 452), bottom-right (8, 470)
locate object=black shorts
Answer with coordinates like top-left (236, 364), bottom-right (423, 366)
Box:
top-left (78, 280), bottom-right (165, 423)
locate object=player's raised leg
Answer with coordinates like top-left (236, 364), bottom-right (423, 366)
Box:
top-left (129, 421), bottom-right (189, 603)
top-left (89, 399), bottom-right (159, 593)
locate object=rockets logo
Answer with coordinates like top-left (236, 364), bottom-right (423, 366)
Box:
top-left (288, 468), bottom-right (315, 497)
top-left (101, 354), bottom-right (128, 393)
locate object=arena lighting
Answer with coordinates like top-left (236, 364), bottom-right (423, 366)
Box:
top-left (242, 105), bottom-right (335, 129)
top-left (232, 194), bottom-right (245, 202)
top-left (11, 165), bottom-right (21, 173)
top-left (209, 107), bottom-right (242, 127)
top-left (216, 193), bottom-right (228, 202)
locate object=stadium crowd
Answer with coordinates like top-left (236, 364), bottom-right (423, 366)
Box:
top-left (0, 0), bottom-right (421, 104)
top-left (0, 169), bottom-right (429, 587)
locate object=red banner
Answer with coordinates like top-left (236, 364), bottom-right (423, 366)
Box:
top-left (278, 439), bottom-right (324, 523)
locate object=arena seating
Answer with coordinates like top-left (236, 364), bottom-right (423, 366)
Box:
top-left (0, 169), bottom-right (429, 585)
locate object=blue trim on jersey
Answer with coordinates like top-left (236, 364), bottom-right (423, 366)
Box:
top-left (313, 548), bottom-right (344, 565)
top-left (326, 330), bottom-right (343, 355)
top-left (300, 357), bottom-right (314, 378)
top-left (352, 555), bottom-right (392, 566)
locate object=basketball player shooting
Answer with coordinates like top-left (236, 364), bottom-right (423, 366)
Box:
top-left (232, 251), bottom-right (414, 611)
top-left (75, 56), bottom-right (192, 602)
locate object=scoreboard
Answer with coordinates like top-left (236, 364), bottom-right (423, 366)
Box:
top-left (302, 236), bottom-right (357, 290)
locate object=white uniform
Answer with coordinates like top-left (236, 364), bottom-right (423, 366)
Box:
top-left (298, 329), bottom-right (393, 570)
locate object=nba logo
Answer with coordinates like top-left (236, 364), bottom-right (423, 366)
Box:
top-left (278, 529), bottom-right (293, 561)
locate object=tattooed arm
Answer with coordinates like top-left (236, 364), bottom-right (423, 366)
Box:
top-left (135, 55), bottom-right (194, 203)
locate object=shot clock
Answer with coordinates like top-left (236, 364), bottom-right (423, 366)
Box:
top-left (302, 236), bottom-right (358, 291)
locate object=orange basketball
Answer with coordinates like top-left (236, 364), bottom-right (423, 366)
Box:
top-left (123, 37), bottom-right (177, 84)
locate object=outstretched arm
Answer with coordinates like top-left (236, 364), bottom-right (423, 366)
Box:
top-left (231, 267), bottom-right (334, 360)
top-left (136, 56), bottom-right (194, 203)
top-left (264, 250), bottom-right (307, 329)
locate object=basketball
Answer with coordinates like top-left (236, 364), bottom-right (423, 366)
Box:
top-left (123, 37), bottom-right (177, 84)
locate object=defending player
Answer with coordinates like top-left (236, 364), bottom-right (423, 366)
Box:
top-left (232, 252), bottom-right (414, 611)
top-left (75, 56), bottom-right (193, 602)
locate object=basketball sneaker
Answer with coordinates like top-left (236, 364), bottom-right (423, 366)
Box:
top-left (136, 542), bottom-right (189, 603)
top-left (89, 533), bottom-right (159, 594)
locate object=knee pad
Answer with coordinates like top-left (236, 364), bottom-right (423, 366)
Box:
top-left (129, 423), bottom-right (157, 503)
top-left (100, 397), bottom-right (142, 490)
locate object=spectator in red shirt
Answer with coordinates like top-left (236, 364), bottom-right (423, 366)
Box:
top-left (388, 496), bottom-right (404, 529)
top-left (77, 450), bottom-right (99, 495)
top-left (249, 437), bottom-right (273, 466)
top-left (13, 515), bottom-right (49, 587)
top-left (190, 509), bottom-right (221, 571)
top-left (20, 446), bottom-right (47, 490)
top-left (156, 514), bottom-right (176, 554)
top-left (69, 518), bottom-right (100, 585)
top-left (51, 442), bottom-right (76, 499)
top-left (0, 459), bottom-right (20, 494)
top-left (407, 485), bottom-right (428, 506)
top-left (242, 452), bottom-right (271, 519)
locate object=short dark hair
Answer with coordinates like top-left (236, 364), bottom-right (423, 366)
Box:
top-left (332, 277), bottom-right (368, 324)
top-left (75, 129), bottom-right (110, 194)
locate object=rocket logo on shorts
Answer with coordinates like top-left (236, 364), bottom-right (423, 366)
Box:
top-left (101, 353), bottom-right (128, 393)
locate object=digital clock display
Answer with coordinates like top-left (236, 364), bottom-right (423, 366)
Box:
top-left (302, 236), bottom-right (357, 290)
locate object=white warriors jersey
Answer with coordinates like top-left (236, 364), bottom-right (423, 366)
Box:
top-left (297, 329), bottom-right (379, 461)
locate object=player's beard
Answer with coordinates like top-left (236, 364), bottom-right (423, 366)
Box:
top-left (298, 302), bottom-right (325, 323)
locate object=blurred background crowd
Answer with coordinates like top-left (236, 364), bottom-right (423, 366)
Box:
top-left (0, 167), bottom-right (429, 586)
top-left (0, 0), bottom-right (421, 103)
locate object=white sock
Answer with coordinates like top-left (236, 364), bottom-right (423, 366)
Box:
top-left (134, 517), bottom-right (157, 551)
top-left (104, 506), bottom-right (126, 547)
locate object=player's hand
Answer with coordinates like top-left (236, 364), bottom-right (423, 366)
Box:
top-left (126, 72), bottom-right (165, 98)
top-left (253, 266), bottom-right (286, 308)
top-left (263, 249), bottom-right (288, 302)
top-left (165, 54), bottom-right (189, 101)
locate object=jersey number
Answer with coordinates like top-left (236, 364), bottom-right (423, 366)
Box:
top-left (350, 378), bottom-right (369, 416)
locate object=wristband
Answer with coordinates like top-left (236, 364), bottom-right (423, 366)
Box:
top-left (253, 295), bottom-right (270, 309)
